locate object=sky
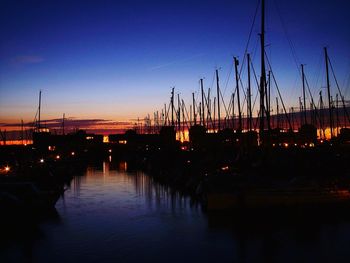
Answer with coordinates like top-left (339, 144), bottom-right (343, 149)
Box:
top-left (0, 0), bottom-right (349, 133)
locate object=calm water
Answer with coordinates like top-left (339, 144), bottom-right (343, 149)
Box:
top-left (1, 160), bottom-right (350, 263)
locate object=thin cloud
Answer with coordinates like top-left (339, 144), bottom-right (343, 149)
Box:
top-left (149, 53), bottom-right (205, 71)
top-left (0, 118), bottom-right (133, 129)
top-left (10, 55), bottom-right (45, 66)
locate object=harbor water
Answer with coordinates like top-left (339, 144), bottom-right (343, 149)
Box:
top-left (1, 160), bottom-right (350, 263)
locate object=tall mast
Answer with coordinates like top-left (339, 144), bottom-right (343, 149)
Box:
top-left (336, 94), bottom-right (339, 135)
top-left (299, 97), bottom-right (303, 128)
top-left (199, 102), bottom-right (202, 127)
top-left (232, 93), bottom-right (235, 129)
top-left (216, 69), bottom-right (221, 131)
top-left (234, 57), bottom-right (242, 130)
top-left (213, 98), bottom-right (216, 131)
top-left (319, 91), bottom-right (325, 139)
top-left (276, 97), bottom-right (279, 128)
top-left (192, 92), bottom-right (196, 125)
top-left (301, 64), bottom-right (307, 125)
top-left (200, 78), bottom-right (205, 127)
top-left (177, 94), bottom-right (181, 132)
top-left (38, 90), bottom-right (42, 129)
top-left (324, 47), bottom-right (333, 139)
top-left (171, 87), bottom-right (175, 126)
top-left (21, 119), bottom-right (24, 145)
top-left (266, 70), bottom-right (271, 130)
top-left (207, 88), bottom-right (211, 126)
top-left (259, 0), bottom-right (267, 137)
top-left (247, 53), bottom-right (253, 131)
top-left (181, 100), bottom-right (185, 139)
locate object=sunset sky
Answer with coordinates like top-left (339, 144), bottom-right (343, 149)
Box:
top-left (1, 0), bottom-right (349, 133)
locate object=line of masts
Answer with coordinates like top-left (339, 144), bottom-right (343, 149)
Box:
top-left (140, 0), bottom-right (349, 141)
top-left (24, 0), bottom-right (349, 142)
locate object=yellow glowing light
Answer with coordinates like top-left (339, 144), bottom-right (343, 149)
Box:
top-left (86, 136), bottom-right (94, 140)
top-left (283, 143), bottom-right (289, 148)
top-left (71, 152), bottom-right (75, 156)
top-left (108, 149), bottom-right (112, 153)
top-left (56, 155), bottom-right (60, 159)
top-left (5, 166), bottom-right (10, 172)
top-left (118, 140), bottom-right (127, 144)
top-left (103, 135), bottom-right (109, 143)
top-left (309, 143), bottom-right (315, 147)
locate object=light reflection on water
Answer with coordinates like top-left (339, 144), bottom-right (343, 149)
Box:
top-left (1, 160), bottom-right (350, 263)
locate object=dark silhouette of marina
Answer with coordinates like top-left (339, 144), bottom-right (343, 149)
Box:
top-left (1, 0), bottom-right (350, 262)
top-left (1, 0), bottom-right (350, 210)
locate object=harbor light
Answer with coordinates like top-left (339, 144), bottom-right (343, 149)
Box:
top-left (71, 151), bottom-right (75, 156)
top-left (40, 158), bottom-right (44, 163)
top-left (103, 135), bottom-right (109, 143)
top-left (56, 155), bottom-right (60, 160)
top-left (5, 166), bottom-right (10, 172)
top-left (108, 149), bottom-right (112, 153)
top-left (221, 166), bottom-right (229, 171)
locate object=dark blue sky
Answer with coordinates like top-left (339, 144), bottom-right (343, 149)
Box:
top-left (1, 0), bottom-right (349, 126)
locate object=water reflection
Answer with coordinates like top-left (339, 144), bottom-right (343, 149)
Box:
top-left (1, 161), bottom-right (350, 263)
top-left (79, 160), bottom-right (200, 214)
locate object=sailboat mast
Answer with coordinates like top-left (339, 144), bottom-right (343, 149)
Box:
top-left (200, 78), bottom-right (205, 127)
top-left (324, 47), bottom-right (333, 139)
top-left (259, 0), bottom-right (267, 137)
top-left (247, 53), bottom-right (253, 131)
top-left (38, 90), bottom-right (42, 129)
top-left (21, 119), bottom-right (24, 145)
top-left (192, 92), bottom-right (196, 125)
top-left (234, 57), bottom-right (242, 130)
top-left (177, 94), bottom-right (181, 133)
top-left (301, 64), bottom-right (307, 124)
top-left (216, 69), bottom-right (221, 131)
top-left (171, 87), bottom-right (175, 126)
top-left (276, 97), bottom-right (279, 128)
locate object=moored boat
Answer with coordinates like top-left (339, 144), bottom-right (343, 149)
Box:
top-left (0, 181), bottom-right (63, 211)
